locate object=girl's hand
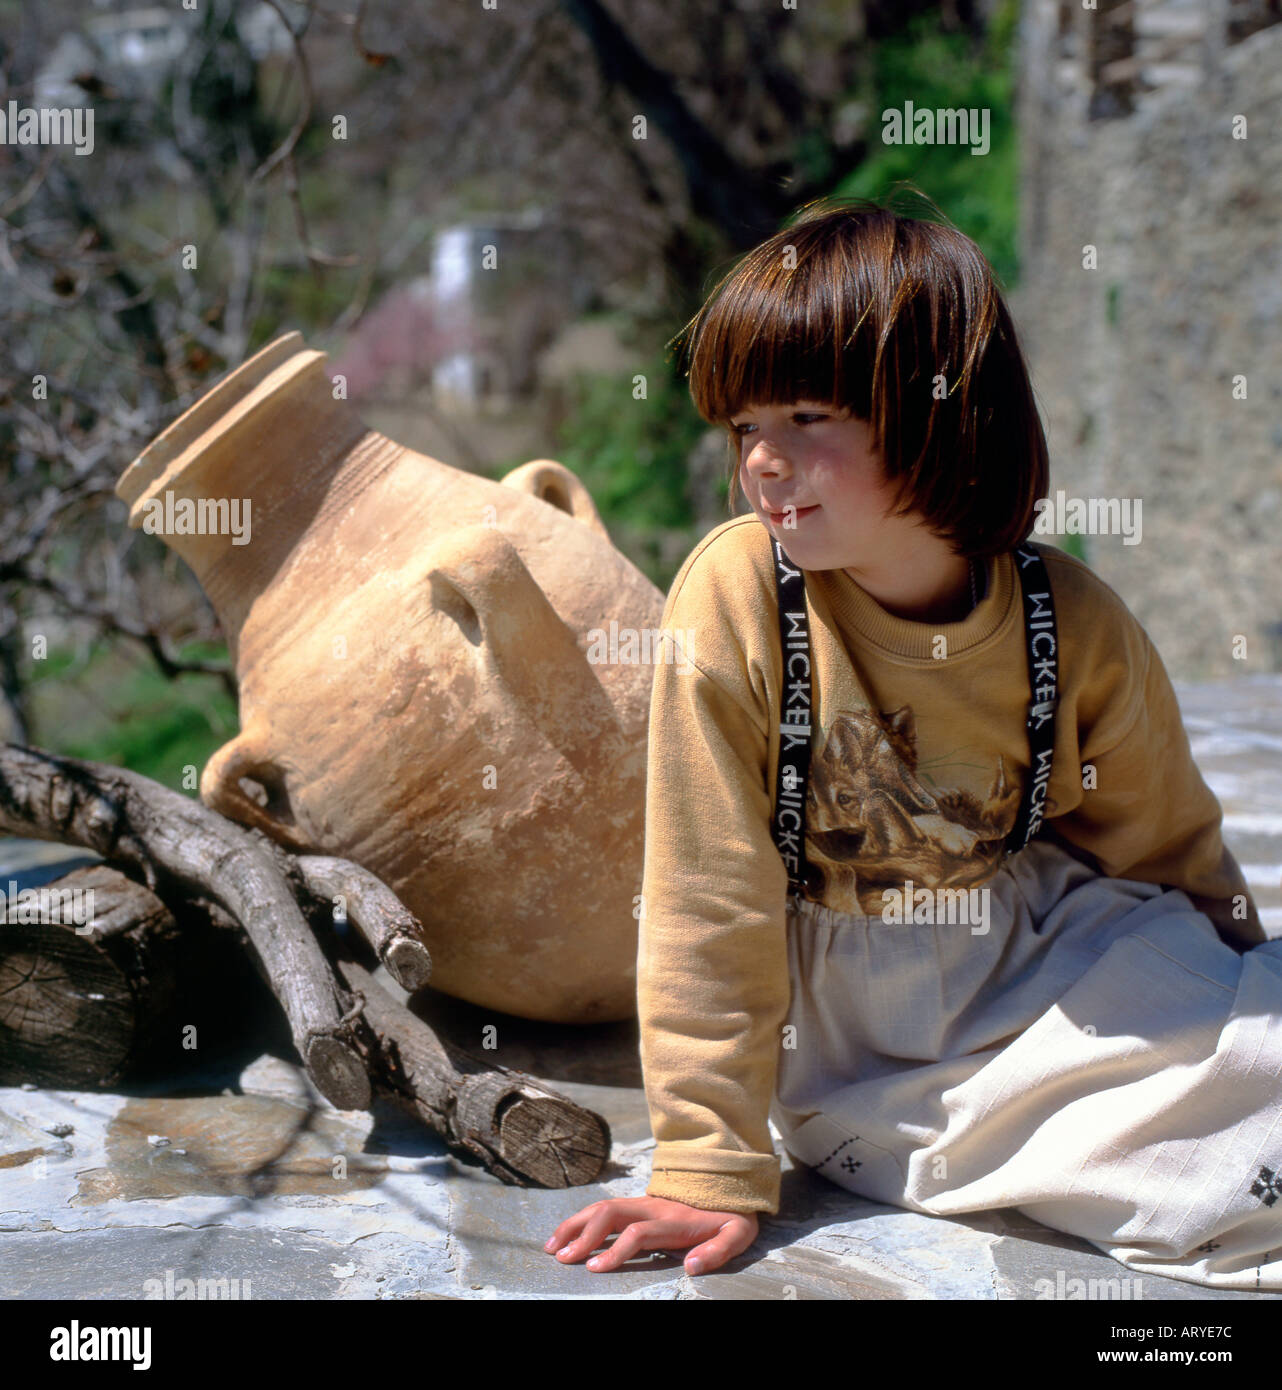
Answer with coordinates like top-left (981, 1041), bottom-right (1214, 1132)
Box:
top-left (543, 1196), bottom-right (759, 1276)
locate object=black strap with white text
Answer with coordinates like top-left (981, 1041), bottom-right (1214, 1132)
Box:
top-left (1005, 542), bottom-right (1058, 855)
top-left (770, 538), bottom-right (817, 897)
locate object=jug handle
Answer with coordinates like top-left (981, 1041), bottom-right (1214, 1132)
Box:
top-left (498, 459), bottom-right (610, 541)
top-left (201, 721), bottom-right (311, 851)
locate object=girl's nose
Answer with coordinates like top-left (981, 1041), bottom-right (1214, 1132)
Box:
top-left (744, 437), bottom-right (791, 480)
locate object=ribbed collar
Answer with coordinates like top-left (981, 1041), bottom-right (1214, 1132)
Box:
top-left (811, 551), bottom-right (1018, 662)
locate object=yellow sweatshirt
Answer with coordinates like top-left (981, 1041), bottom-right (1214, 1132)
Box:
top-left (637, 514), bottom-right (1263, 1217)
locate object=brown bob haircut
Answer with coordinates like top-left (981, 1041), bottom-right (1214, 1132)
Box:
top-left (669, 191), bottom-right (1050, 559)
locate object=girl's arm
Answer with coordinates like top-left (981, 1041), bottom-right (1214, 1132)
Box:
top-left (637, 593), bottom-right (791, 1217)
top-left (1049, 626), bottom-right (1264, 950)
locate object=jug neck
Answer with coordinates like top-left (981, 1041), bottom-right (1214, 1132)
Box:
top-left (116, 335), bottom-right (393, 658)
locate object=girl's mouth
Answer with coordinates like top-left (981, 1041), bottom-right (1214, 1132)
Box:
top-left (767, 504), bottom-right (821, 525)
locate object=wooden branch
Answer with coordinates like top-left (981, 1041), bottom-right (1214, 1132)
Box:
top-left (557, 0), bottom-right (786, 246)
top-left (334, 955), bottom-right (610, 1188)
top-left (216, 829), bottom-right (435, 994)
top-left (203, 893), bottom-right (608, 1186)
top-left (8, 566), bottom-right (236, 694)
top-left (0, 743), bottom-right (370, 1111)
top-left (45, 161), bottom-right (170, 381)
top-left (292, 855), bottom-right (433, 993)
top-left (1, 858), bottom-right (610, 1189)
top-left (252, 0), bottom-right (315, 185)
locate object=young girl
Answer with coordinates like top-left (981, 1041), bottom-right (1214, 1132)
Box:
top-left (543, 196), bottom-right (1281, 1290)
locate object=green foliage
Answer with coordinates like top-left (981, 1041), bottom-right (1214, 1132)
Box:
top-left (551, 360), bottom-right (700, 526)
top-left (1058, 531), bottom-right (1089, 564)
top-left (833, 0), bottom-right (1022, 288)
top-left (253, 261), bottom-right (360, 341)
top-left (493, 345), bottom-right (709, 586)
top-left (27, 641), bottom-right (238, 790)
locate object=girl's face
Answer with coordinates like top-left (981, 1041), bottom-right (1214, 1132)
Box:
top-left (731, 399), bottom-right (921, 571)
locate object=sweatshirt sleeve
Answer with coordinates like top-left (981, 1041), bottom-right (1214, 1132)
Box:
top-left (1050, 621), bottom-right (1264, 951)
top-left (637, 577), bottom-right (792, 1216)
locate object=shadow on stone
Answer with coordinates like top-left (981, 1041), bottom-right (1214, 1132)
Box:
top-left (403, 983), bottom-right (643, 1089)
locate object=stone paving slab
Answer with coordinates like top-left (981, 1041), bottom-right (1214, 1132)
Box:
top-left (0, 1110), bottom-right (64, 1171)
top-left (1175, 675), bottom-right (1282, 931)
top-left (0, 1226), bottom-right (406, 1301)
top-left (0, 1052), bottom-right (1275, 1301)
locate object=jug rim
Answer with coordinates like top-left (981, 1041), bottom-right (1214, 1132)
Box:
top-left (114, 331), bottom-right (330, 510)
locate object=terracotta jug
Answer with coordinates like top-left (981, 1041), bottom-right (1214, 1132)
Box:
top-left (114, 332), bottom-right (666, 1023)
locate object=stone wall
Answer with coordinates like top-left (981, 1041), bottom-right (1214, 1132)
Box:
top-left (1011, 0), bottom-right (1282, 679)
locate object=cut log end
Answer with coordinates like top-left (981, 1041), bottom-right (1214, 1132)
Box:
top-left (304, 1033), bottom-right (372, 1112)
top-left (384, 936), bottom-right (433, 993)
top-left (496, 1094), bottom-right (611, 1188)
top-left (0, 928), bottom-right (136, 1087)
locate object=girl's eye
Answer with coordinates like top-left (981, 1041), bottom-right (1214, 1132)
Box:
top-left (730, 412), bottom-right (827, 434)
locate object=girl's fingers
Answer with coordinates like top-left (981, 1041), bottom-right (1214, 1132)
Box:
top-left (545, 1199), bottom-right (667, 1256)
top-left (544, 1200), bottom-right (616, 1253)
top-left (549, 1204), bottom-right (633, 1261)
top-left (581, 1220), bottom-right (684, 1272)
top-left (684, 1222), bottom-right (754, 1276)
top-left (543, 1208), bottom-right (592, 1253)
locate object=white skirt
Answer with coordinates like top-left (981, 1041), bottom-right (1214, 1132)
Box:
top-left (769, 837), bottom-right (1282, 1291)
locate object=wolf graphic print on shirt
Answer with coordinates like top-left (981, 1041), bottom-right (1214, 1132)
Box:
top-left (804, 705), bottom-right (1033, 915)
